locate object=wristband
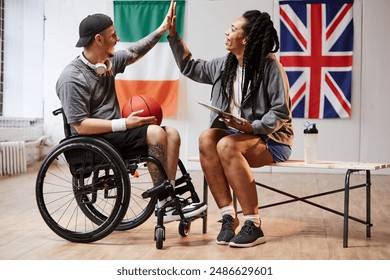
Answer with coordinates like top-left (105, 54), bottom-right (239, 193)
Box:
top-left (111, 118), bottom-right (126, 132)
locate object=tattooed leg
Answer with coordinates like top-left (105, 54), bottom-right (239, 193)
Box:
top-left (163, 126), bottom-right (181, 181)
top-left (147, 142), bottom-right (168, 188)
top-left (146, 125), bottom-right (170, 201)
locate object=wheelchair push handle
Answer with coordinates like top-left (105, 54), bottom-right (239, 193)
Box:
top-left (52, 108), bottom-right (71, 138)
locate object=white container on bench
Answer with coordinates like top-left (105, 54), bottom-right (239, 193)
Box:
top-left (304, 123), bottom-right (319, 163)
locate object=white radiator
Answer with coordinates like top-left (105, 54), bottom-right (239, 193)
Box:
top-left (0, 141), bottom-right (27, 176)
top-left (0, 117), bottom-right (43, 142)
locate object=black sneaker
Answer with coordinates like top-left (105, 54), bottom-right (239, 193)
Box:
top-left (216, 214), bottom-right (238, 245)
top-left (229, 220), bottom-right (266, 248)
top-left (155, 201), bottom-right (207, 223)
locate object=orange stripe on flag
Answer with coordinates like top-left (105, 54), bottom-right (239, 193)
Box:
top-left (115, 80), bottom-right (178, 117)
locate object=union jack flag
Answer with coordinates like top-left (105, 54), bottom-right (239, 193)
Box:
top-left (279, 0), bottom-right (354, 118)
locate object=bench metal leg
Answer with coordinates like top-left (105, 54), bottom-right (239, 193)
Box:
top-left (202, 176), bottom-right (208, 234)
top-left (366, 170), bottom-right (372, 238)
top-left (343, 170), bottom-right (352, 248)
top-left (344, 169), bottom-right (372, 248)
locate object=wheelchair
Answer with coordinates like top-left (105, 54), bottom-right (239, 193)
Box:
top-left (35, 108), bottom-right (206, 249)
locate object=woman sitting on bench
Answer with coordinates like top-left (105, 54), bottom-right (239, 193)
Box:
top-left (168, 8), bottom-right (294, 247)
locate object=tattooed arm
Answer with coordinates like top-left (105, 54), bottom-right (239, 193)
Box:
top-left (125, 0), bottom-right (175, 65)
top-left (125, 31), bottom-right (163, 65)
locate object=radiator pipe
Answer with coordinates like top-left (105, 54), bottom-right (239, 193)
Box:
top-left (25, 135), bottom-right (52, 147)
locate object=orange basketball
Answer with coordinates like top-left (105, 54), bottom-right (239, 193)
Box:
top-left (122, 95), bottom-right (163, 125)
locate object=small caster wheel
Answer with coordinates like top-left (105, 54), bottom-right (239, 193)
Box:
top-left (155, 227), bottom-right (165, 249)
top-left (179, 221), bottom-right (191, 237)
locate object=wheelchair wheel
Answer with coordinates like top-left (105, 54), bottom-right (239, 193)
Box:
top-left (155, 227), bottom-right (165, 249)
top-left (115, 158), bottom-right (159, 231)
top-left (36, 137), bottom-right (130, 243)
top-left (178, 221), bottom-right (191, 237)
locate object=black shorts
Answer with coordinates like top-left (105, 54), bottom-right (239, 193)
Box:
top-left (97, 125), bottom-right (149, 158)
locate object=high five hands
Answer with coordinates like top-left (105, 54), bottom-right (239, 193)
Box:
top-left (159, 0), bottom-right (177, 35)
top-left (168, 0), bottom-right (177, 37)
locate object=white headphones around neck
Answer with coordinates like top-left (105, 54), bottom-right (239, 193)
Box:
top-left (79, 53), bottom-right (112, 75)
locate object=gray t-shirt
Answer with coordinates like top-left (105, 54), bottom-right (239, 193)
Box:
top-left (56, 50), bottom-right (128, 132)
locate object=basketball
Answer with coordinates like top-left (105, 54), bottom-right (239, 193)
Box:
top-left (121, 95), bottom-right (163, 125)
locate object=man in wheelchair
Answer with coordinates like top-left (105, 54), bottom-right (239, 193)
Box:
top-left (55, 4), bottom-right (206, 224)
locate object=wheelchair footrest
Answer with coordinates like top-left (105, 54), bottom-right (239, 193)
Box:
top-left (142, 180), bottom-right (172, 198)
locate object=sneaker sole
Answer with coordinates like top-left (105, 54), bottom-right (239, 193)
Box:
top-left (216, 240), bottom-right (231, 245)
top-left (155, 204), bottom-right (207, 223)
top-left (229, 236), bottom-right (266, 248)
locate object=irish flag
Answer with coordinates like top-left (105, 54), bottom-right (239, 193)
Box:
top-left (113, 0), bottom-right (186, 117)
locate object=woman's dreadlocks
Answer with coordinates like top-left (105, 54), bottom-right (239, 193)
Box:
top-left (219, 10), bottom-right (279, 116)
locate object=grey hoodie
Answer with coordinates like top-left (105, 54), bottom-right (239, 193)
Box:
top-left (168, 34), bottom-right (294, 147)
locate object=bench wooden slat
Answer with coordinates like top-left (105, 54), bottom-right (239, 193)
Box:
top-left (272, 159), bottom-right (390, 170)
top-left (189, 157), bottom-right (390, 170)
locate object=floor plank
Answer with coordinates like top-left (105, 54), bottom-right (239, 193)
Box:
top-left (0, 162), bottom-right (389, 260)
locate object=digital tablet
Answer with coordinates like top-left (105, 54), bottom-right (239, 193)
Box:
top-left (198, 102), bottom-right (243, 124)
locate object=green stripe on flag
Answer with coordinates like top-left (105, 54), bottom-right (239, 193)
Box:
top-left (113, 0), bottom-right (185, 43)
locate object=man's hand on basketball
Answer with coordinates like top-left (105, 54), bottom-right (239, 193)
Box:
top-left (125, 110), bottom-right (157, 129)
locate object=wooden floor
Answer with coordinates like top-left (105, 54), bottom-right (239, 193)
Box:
top-left (1, 162), bottom-right (389, 260)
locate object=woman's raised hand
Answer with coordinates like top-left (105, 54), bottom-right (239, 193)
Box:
top-left (168, 0), bottom-right (177, 37)
top-left (159, 0), bottom-right (176, 34)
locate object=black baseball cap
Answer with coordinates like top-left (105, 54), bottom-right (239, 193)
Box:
top-left (75, 13), bottom-right (113, 47)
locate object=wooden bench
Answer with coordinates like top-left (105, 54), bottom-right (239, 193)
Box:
top-left (189, 158), bottom-right (390, 248)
